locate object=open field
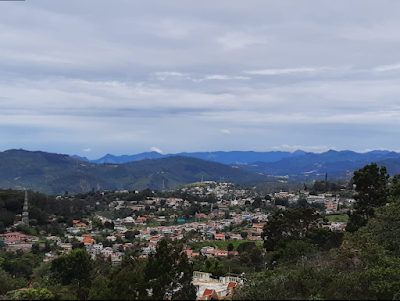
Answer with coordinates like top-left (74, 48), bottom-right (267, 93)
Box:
top-left (324, 213), bottom-right (349, 222)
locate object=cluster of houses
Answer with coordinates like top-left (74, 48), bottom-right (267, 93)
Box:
top-left (274, 191), bottom-right (355, 214)
top-left (0, 232), bottom-right (39, 252)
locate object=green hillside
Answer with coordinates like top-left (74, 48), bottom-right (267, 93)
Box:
top-left (0, 149), bottom-right (269, 194)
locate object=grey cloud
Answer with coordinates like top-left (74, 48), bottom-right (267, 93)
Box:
top-left (2, 0), bottom-right (400, 156)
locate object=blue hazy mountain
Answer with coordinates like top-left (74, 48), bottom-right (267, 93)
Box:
top-left (90, 152), bottom-right (165, 164)
top-left (3, 149), bottom-right (400, 193)
top-left (72, 150), bottom-right (308, 165)
top-left (70, 155), bottom-right (90, 162)
top-left (239, 150), bottom-right (400, 179)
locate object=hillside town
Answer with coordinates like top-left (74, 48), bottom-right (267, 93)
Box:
top-left (0, 181), bottom-right (353, 300)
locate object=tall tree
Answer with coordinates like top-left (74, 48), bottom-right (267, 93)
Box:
top-left (50, 248), bottom-right (92, 299)
top-left (261, 207), bottom-right (322, 252)
top-left (144, 239), bottom-right (196, 300)
top-left (346, 163), bottom-right (389, 232)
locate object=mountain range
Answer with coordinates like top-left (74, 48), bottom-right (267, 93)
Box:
top-left (2, 148), bottom-right (400, 194)
top-left (0, 149), bottom-right (268, 194)
top-left (72, 149), bottom-right (400, 179)
top-left (71, 150), bottom-right (309, 165)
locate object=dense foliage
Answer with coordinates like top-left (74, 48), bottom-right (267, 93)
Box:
top-left (233, 162), bottom-right (400, 300)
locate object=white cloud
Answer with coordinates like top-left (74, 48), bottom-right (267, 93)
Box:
top-left (220, 129), bottom-right (232, 135)
top-left (373, 63), bottom-right (400, 72)
top-left (243, 67), bottom-right (327, 75)
top-left (202, 75), bottom-right (250, 81)
top-left (2, 1), bottom-right (400, 155)
top-left (150, 147), bottom-right (163, 154)
top-left (271, 145), bottom-right (335, 153)
top-left (83, 148), bottom-right (92, 152)
top-left (154, 72), bottom-right (190, 81)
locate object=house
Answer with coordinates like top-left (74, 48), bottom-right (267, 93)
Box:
top-left (200, 246), bottom-right (215, 256)
top-left (46, 236), bottom-right (61, 244)
top-left (136, 217), bottom-right (147, 225)
top-left (83, 235), bottom-right (96, 245)
top-left (183, 249), bottom-right (193, 258)
top-left (205, 250), bottom-right (215, 258)
top-left (214, 233), bottom-right (225, 241)
top-left (252, 223), bottom-right (265, 230)
top-left (66, 227), bottom-right (81, 234)
top-left (43, 252), bottom-right (57, 262)
top-left (139, 230), bottom-right (151, 240)
top-left (214, 250), bottom-right (228, 258)
top-left (106, 235), bottom-right (117, 242)
top-left (231, 234), bottom-right (242, 240)
top-left (102, 247), bottom-right (113, 257)
top-left (59, 243), bottom-right (73, 252)
top-left (0, 232), bottom-right (38, 244)
top-left (75, 222), bottom-right (87, 230)
top-left (123, 216), bottom-right (135, 224)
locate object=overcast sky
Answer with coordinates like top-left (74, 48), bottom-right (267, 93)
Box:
top-left (2, 0), bottom-right (400, 159)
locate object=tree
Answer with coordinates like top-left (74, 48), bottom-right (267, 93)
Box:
top-left (44, 240), bottom-right (51, 253)
top-left (104, 221), bottom-right (114, 230)
top-left (347, 163), bottom-right (389, 232)
top-left (66, 217), bottom-right (74, 227)
top-left (236, 242), bottom-right (256, 254)
top-left (89, 256), bottom-right (146, 300)
top-left (7, 288), bottom-right (54, 300)
top-left (252, 197), bottom-right (262, 208)
top-left (228, 243), bottom-right (234, 252)
top-left (144, 239), bottom-right (196, 300)
top-left (0, 267), bottom-right (28, 296)
top-left (51, 249), bottom-right (92, 299)
top-left (31, 243), bottom-right (40, 255)
top-left (262, 207), bottom-right (322, 252)
top-left (124, 230), bottom-right (137, 240)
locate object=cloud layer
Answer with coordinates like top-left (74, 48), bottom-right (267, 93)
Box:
top-left (1, 1), bottom-right (400, 158)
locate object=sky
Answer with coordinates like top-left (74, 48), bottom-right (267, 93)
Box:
top-left (2, 0), bottom-right (400, 159)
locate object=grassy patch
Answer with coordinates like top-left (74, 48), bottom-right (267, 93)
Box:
top-left (325, 213), bottom-right (349, 222)
top-left (94, 211), bottom-right (114, 219)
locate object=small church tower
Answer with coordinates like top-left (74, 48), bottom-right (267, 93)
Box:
top-left (22, 190), bottom-right (29, 225)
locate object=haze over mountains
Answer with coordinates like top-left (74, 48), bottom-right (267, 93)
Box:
top-left (2, 148), bottom-right (400, 195)
top-left (71, 150), bottom-right (309, 165)
top-left (71, 149), bottom-right (400, 179)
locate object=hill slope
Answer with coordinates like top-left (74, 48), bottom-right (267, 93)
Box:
top-left (0, 149), bottom-right (269, 194)
top-left (240, 150), bottom-right (400, 179)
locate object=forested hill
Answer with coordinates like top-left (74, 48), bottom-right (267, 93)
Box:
top-left (239, 150), bottom-right (400, 180)
top-left (0, 149), bottom-right (268, 194)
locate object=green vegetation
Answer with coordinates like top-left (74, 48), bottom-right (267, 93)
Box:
top-left (0, 239), bottom-right (195, 300)
top-left (324, 213), bottom-right (349, 222)
top-left (232, 162), bottom-right (400, 300)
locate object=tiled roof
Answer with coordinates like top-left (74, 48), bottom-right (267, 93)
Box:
top-left (203, 289), bottom-right (214, 296)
